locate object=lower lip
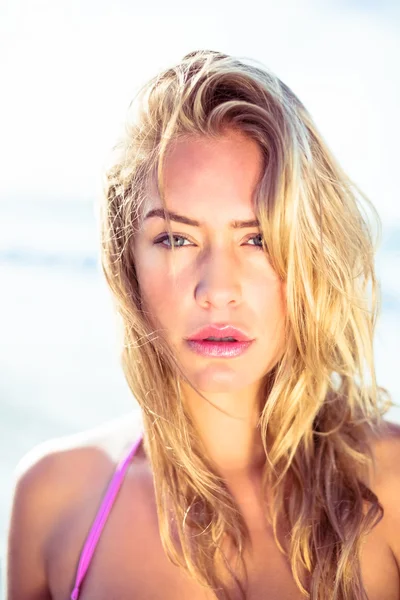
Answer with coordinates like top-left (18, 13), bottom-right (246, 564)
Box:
top-left (186, 339), bottom-right (253, 358)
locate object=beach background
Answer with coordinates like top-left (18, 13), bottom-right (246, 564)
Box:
top-left (1, 0), bottom-right (399, 596)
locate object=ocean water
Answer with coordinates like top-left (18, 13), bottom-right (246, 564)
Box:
top-left (0, 199), bottom-right (399, 589)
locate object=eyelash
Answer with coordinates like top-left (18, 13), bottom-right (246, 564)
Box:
top-left (153, 233), bottom-right (265, 250)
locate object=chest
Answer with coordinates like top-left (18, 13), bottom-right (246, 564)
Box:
top-left (49, 521), bottom-right (306, 600)
top-left (46, 485), bottom-right (399, 600)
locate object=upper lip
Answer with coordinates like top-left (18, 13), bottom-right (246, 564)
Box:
top-left (186, 324), bottom-right (253, 342)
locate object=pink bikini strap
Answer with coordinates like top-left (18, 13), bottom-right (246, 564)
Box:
top-left (70, 432), bottom-right (144, 600)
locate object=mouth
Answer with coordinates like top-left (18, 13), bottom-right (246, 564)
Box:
top-left (202, 336), bottom-right (238, 342)
top-left (185, 338), bottom-right (254, 358)
top-left (186, 324), bottom-right (253, 343)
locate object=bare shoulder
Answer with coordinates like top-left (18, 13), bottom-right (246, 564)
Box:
top-left (6, 410), bottom-right (144, 599)
top-left (18, 409), bottom-right (143, 468)
top-left (12, 410), bottom-right (145, 510)
top-left (11, 409), bottom-right (145, 515)
top-left (367, 418), bottom-right (400, 568)
top-left (368, 418), bottom-right (400, 479)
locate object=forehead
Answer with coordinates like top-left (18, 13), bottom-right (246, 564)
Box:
top-left (144, 129), bottom-right (264, 222)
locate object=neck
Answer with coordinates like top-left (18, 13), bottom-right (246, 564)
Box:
top-left (180, 379), bottom-right (266, 481)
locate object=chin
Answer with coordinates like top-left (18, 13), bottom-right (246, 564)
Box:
top-left (184, 363), bottom-right (256, 394)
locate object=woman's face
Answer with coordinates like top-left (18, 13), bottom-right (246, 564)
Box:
top-left (133, 127), bottom-right (286, 394)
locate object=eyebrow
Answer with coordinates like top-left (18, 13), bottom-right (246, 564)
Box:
top-left (144, 208), bottom-right (260, 229)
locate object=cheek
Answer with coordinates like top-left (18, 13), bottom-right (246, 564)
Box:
top-left (136, 260), bottom-right (183, 327)
top-left (134, 238), bottom-right (195, 322)
top-left (251, 275), bottom-right (286, 348)
top-left (252, 272), bottom-right (286, 316)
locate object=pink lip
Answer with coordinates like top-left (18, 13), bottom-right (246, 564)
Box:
top-left (186, 339), bottom-right (253, 358)
top-left (186, 324), bottom-right (253, 342)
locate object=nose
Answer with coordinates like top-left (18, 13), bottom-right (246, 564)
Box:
top-left (194, 246), bottom-right (242, 309)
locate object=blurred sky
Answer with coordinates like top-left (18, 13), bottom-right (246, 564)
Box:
top-left (0, 0), bottom-right (399, 225)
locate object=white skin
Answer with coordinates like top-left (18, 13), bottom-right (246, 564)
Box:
top-left (133, 127), bottom-right (287, 486)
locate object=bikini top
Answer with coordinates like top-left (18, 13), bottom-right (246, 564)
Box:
top-left (70, 431), bottom-right (144, 600)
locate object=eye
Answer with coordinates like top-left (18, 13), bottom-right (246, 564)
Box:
top-left (153, 233), bottom-right (263, 250)
top-left (245, 233), bottom-right (264, 248)
top-left (153, 233), bottom-right (193, 249)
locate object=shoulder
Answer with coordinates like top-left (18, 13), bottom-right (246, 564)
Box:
top-left (11, 409), bottom-right (145, 514)
top-left (368, 418), bottom-right (400, 483)
top-left (12, 410), bottom-right (144, 505)
top-left (367, 418), bottom-right (400, 568)
top-left (6, 410), bottom-right (144, 598)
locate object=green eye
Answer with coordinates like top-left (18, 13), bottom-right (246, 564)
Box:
top-left (246, 234), bottom-right (264, 248)
top-left (154, 234), bottom-right (192, 249)
top-left (153, 233), bottom-right (265, 250)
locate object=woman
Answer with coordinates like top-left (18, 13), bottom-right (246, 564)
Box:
top-left (6, 50), bottom-right (400, 600)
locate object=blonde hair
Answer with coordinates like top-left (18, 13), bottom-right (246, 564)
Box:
top-left (99, 50), bottom-right (395, 599)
